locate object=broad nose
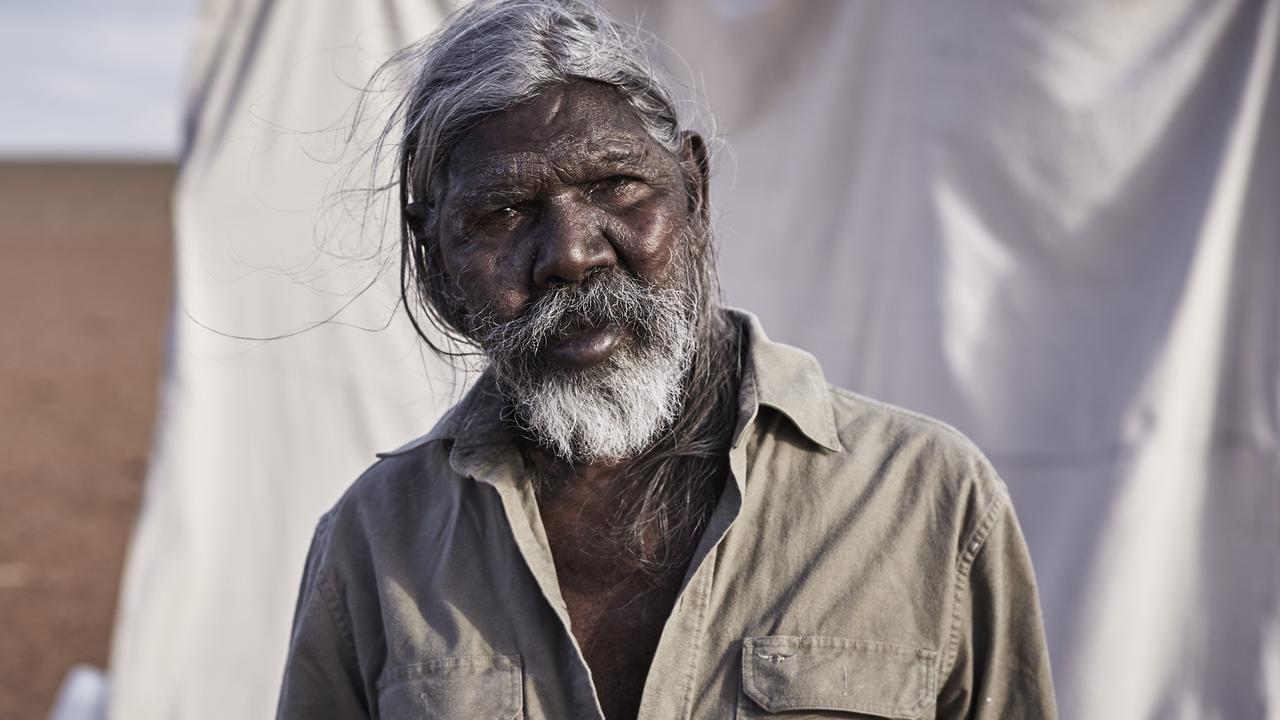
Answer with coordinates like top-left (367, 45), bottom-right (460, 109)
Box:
top-left (532, 201), bottom-right (616, 289)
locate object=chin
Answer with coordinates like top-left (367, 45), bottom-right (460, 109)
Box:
top-left (508, 338), bottom-right (690, 463)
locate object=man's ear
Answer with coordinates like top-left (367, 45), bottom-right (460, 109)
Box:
top-left (679, 130), bottom-right (711, 221)
top-left (405, 200), bottom-right (454, 282)
top-left (405, 201), bottom-right (431, 241)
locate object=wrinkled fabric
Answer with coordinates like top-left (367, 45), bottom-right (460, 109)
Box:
top-left (277, 312), bottom-right (1057, 719)
top-left (107, 2), bottom-right (464, 718)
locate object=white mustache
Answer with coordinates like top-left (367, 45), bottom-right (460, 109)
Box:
top-left (476, 271), bottom-right (683, 361)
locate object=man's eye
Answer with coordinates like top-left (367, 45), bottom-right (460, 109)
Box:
top-left (593, 175), bottom-right (638, 196)
top-left (484, 205), bottom-right (526, 225)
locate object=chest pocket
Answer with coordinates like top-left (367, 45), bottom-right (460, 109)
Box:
top-left (376, 654), bottom-right (522, 719)
top-left (738, 636), bottom-right (937, 719)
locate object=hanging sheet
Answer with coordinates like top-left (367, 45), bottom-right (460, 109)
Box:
top-left (107, 1), bottom-right (462, 717)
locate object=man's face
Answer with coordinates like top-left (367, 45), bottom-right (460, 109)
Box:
top-left (434, 80), bottom-right (701, 368)
top-left (427, 80), bottom-right (709, 461)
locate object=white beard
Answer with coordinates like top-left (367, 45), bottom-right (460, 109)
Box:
top-left (509, 327), bottom-right (693, 462)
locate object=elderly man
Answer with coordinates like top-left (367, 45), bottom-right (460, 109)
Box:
top-left (278, 1), bottom-right (1057, 718)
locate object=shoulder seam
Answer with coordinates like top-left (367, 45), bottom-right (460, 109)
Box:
top-left (375, 433), bottom-right (441, 459)
top-left (827, 384), bottom-right (977, 449)
top-left (939, 485), bottom-right (1010, 678)
top-left (311, 515), bottom-right (361, 659)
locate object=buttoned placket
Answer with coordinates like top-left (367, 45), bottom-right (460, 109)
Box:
top-left (633, 436), bottom-right (750, 719)
top-left (447, 408), bottom-right (759, 720)
top-left (634, 363), bottom-right (761, 719)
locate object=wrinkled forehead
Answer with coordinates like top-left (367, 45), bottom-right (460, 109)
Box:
top-left (440, 80), bottom-right (675, 201)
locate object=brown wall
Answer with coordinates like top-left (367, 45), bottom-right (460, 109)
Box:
top-left (0, 162), bottom-right (175, 719)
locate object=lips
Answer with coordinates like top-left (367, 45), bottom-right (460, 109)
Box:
top-left (544, 323), bottom-right (624, 368)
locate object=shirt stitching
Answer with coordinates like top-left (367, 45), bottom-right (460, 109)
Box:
top-left (312, 520), bottom-right (360, 660)
top-left (940, 486), bottom-right (1007, 679)
top-left (828, 384), bottom-right (978, 452)
top-left (677, 558), bottom-right (715, 719)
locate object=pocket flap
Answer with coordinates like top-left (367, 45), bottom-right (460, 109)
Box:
top-left (377, 654), bottom-right (522, 719)
top-left (742, 636), bottom-right (936, 718)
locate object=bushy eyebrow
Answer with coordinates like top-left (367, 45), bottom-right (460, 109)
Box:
top-left (452, 187), bottom-right (531, 212)
top-left (586, 143), bottom-right (643, 164)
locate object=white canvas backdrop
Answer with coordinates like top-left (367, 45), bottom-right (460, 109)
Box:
top-left (109, 0), bottom-right (1279, 718)
top-left (106, 1), bottom-right (464, 717)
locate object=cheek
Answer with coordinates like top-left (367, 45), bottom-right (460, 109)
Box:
top-left (612, 203), bottom-right (687, 286)
top-left (447, 244), bottom-right (532, 321)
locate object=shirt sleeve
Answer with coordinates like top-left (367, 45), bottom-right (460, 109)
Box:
top-left (936, 497), bottom-right (1059, 719)
top-left (276, 514), bottom-right (370, 720)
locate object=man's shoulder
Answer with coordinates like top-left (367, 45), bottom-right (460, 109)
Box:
top-left (320, 374), bottom-right (515, 545)
top-left (737, 308), bottom-right (1007, 524)
top-left (827, 385), bottom-right (991, 468)
top-left (322, 408), bottom-right (472, 538)
top-left (323, 438), bottom-right (444, 529)
top-left (338, 389), bottom-right (481, 498)
top-left (813, 383), bottom-right (1009, 534)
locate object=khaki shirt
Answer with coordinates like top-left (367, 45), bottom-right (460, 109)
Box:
top-left (278, 312), bottom-right (1057, 719)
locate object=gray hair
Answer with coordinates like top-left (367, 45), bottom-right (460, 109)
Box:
top-left (403, 0), bottom-right (684, 202)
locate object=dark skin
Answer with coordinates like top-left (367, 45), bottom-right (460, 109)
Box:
top-left (406, 81), bottom-right (711, 719)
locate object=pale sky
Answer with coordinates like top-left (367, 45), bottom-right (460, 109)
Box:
top-left (0, 0), bottom-right (200, 159)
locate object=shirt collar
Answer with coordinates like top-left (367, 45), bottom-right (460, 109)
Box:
top-left (730, 309), bottom-right (844, 453)
top-left (384, 308), bottom-right (844, 458)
